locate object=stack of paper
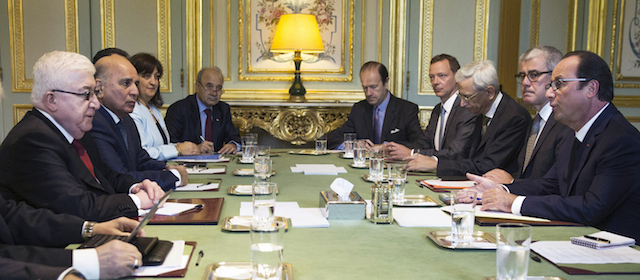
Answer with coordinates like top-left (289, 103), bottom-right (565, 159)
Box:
top-left (239, 202), bottom-right (330, 228)
top-left (531, 241), bottom-right (640, 264)
top-left (290, 164), bottom-right (348, 175)
top-left (185, 167), bottom-right (226, 174)
top-left (420, 179), bottom-right (476, 189)
top-left (138, 202), bottom-right (202, 216)
top-left (393, 208), bottom-right (452, 227)
top-left (571, 231), bottom-right (636, 249)
top-left (175, 182), bottom-right (219, 191)
top-left (439, 206), bottom-right (551, 223)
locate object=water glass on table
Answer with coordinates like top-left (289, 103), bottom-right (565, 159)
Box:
top-left (252, 182), bottom-right (277, 225)
top-left (388, 163), bottom-right (407, 203)
top-left (496, 223), bottom-right (532, 280)
top-left (369, 147), bottom-right (384, 182)
top-left (343, 133), bottom-right (357, 157)
top-left (251, 221), bottom-right (285, 280)
top-left (450, 190), bottom-right (477, 244)
top-left (256, 145), bottom-right (270, 158)
top-left (253, 157), bottom-right (272, 182)
top-left (241, 136), bottom-right (257, 163)
top-left (315, 138), bottom-right (327, 154)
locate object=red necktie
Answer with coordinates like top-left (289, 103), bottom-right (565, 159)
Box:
top-left (72, 140), bottom-right (97, 180)
top-left (204, 108), bottom-right (213, 142)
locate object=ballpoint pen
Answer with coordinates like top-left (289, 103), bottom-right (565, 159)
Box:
top-left (200, 136), bottom-right (206, 143)
top-left (197, 182), bottom-right (212, 188)
top-left (583, 235), bottom-right (611, 243)
top-left (195, 250), bottom-right (204, 266)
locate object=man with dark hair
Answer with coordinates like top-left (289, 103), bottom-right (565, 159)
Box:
top-left (328, 61), bottom-right (422, 149)
top-left (165, 67), bottom-right (240, 154)
top-left (92, 47), bottom-right (130, 64)
top-left (387, 54), bottom-right (477, 160)
top-left (484, 46), bottom-right (573, 183)
top-left (467, 51), bottom-right (640, 242)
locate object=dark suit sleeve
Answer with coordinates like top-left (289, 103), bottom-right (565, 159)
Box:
top-left (328, 112), bottom-right (357, 150)
top-left (165, 102), bottom-right (190, 143)
top-left (0, 250), bottom-right (69, 280)
top-left (0, 197), bottom-right (84, 247)
top-left (433, 109), bottom-right (477, 159)
top-left (394, 102), bottom-right (422, 149)
top-left (217, 102), bottom-right (241, 151)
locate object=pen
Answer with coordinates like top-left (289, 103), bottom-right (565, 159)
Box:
top-left (583, 235), bottom-right (611, 243)
top-left (195, 250), bottom-right (204, 266)
top-left (178, 204), bottom-right (204, 215)
top-left (200, 135), bottom-right (206, 144)
top-left (197, 182), bottom-right (212, 188)
top-left (530, 253), bottom-right (541, 263)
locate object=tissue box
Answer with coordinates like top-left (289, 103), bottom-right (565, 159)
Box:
top-left (319, 191), bottom-right (365, 220)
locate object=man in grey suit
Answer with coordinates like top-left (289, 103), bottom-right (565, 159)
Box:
top-left (484, 46), bottom-right (573, 183)
top-left (386, 54), bottom-right (477, 160)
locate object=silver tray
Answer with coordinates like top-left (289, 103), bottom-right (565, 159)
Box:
top-left (483, 277), bottom-right (566, 280)
top-left (393, 195), bottom-right (439, 207)
top-left (339, 153), bottom-right (354, 159)
top-left (349, 162), bottom-right (368, 169)
top-left (427, 231), bottom-right (497, 250)
top-left (203, 262), bottom-right (293, 280)
top-left (236, 158), bottom-right (253, 164)
top-left (361, 174), bottom-right (389, 182)
top-left (233, 169), bottom-right (276, 176)
top-left (228, 185), bottom-right (279, 196)
top-left (221, 216), bottom-right (289, 232)
top-left (289, 150), bottom-right (329, 155)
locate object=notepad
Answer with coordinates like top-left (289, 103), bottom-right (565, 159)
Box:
top-left (571, 231), bottom-right (636, 249)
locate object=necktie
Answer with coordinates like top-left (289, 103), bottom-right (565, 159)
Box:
top-left (566, 138), bottom-right (584, 186)
top-left (481, 116), bottom-right (491, 138)
top-left (437, 106), bottom-right (446, 151)
top-left (522, 114), bottom-right (542, 172)
top-left (116, 122), bottom-right (129, 150)
top-left (373, 106), bottom-right (382, 144)
top-left (72, 140), bottom-right (97, 180)
top-left (204, 108), bottom-right (213, 142)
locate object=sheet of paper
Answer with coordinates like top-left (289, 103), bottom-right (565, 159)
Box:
top-left (133, 240), bottom-right (186, 276)
top-left (175, 182), bottom-right (219, 191)
top-left (240, 202), bottom-right (301, 218)
top-left (185, 167), bottom-right (226, 174)
top-left (139, 202), bottom-right (201, 216)
top-left (290, 164), bottom-right (348, 175)
top-left (291, 208), bottom-right (330, 228)
top-left (531, 241), bottom-right (640, 264)
top-left (175, 157), bottom-right (230, 163)
top-left (440, 206), bottom-right (550, 222)
top-left (421, 179), bottom-right (476, 188)
top-left (393, 208), bottom-right (451, 227)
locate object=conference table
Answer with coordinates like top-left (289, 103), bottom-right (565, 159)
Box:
top-left (138, 150), bottom-right (638, 280)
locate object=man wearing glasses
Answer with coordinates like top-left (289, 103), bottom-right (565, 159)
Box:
top-left (165, 67), bottom-right (241, 154)
top-left (90, 50), bottom-right (188, 190)
top-left (466, 51), bottom-right (640, 242)
top-left (406, 60), bottom-right (531, 177)
top-left (0, 51), bottom-right (164, 221)
top-left (483, 46), bottom-right (573, 183)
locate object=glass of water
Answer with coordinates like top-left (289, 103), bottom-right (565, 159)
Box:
top-left (450, 190), bottom-right (477, 244)
top-left (251, 221), bottom-right (285, 280)
top-left (388, 163), bottom-right (407, 203)
top-left (252, 182), bottom-right (277, 225)
top-left (241, 136), bottom-right (257, 163)
top-left (343, 133), bottom-right (357, 157)
top-left (315, 139), bottom-right (327, 154)
top-left (253, 157), bottom-right (272, 182)
top-left (496, 223), bottom-right (532, 280)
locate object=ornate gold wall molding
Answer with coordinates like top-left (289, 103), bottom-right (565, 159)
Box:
top-left (417, 0), bottom-right (434, 95)
top-left (529, 0), bottom-right (540, 48)
top-left (586, 0), bottom-right (607, 57)
top-left (8, 0), bottom-right (78, 92)
top-left (238, 0), bottom-right (354, 82)
top-left (567, 0), bottom-right (578, 52)
top-left (612, 0), bottom-right (640, 87)
top-left (388, 0), bottom-right (406, 97)
top-left (474, 0), bottom-right (489, 62)
top-left (100, 0), bottom-right (173, 92)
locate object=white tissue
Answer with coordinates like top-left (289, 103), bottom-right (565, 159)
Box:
top-left (330, 178), bottom-right (354, 201)
top-left (213, 266), bottom-right (252, 279)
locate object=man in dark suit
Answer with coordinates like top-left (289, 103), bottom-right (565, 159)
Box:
top-left (407, 60), bottom-right (531, 176)
top-left (91, 51), bottom-right (187, 190)
top-left (328, 61), bottom-right (422, 149)
top-left (468, 51), bottom-right (640, 241)
top-left (165, 67), bottom-right (240, 154)
top-left (484, 46), bottom-right (573, 183)
top-left (386, 54), bottom-right (477, 160)
top-left (0, 51), bottom-right (164, 221)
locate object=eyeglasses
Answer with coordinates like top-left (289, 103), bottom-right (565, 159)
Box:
top-left (459, 89), bottom-right (483, 102)
top-left (52, 89), bottom-right (96, 101)
top-left (198, 82), bottom-right (224, 94)
top-left (545, 78), bottom-right (588, 91)
top-left (515, 70), bottom-right (552, 83)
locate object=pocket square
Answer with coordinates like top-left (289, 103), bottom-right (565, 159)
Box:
top-left (390, 128), bottom-right (400, 134)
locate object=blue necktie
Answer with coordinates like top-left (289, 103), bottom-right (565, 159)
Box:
top-left (437, 106), bottom-right (446, 150)
top-left (373, 106), bottom-right (382, 144)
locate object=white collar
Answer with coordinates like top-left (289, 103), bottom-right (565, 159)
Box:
top-left (101, 104), bottom-right (121, 124)
top-left (575, 102), bottom-right (610, 142)
top-left (485, 92), bottom-right (504, 119)
top-left (36, 108), bottom-right (74, 144)
top-left (441, 90), bottom-right (458, 112)
top-left (538, 102), bottom-right (552, 122)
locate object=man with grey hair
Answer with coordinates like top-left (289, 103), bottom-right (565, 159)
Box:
top-left (406, 60), bottom-right (531, 177)
top-left (484, 46), bottom-right (573, 183)
top-left (0, 51), bottom-right (164, 221)
top-left (165, 67), bottom-right (240, 154)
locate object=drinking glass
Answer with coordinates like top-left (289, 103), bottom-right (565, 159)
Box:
top-left (315, 139), bottom-right (327, 154)
top-left (241, 136), bottom-right (257, 163)
top-left (253, 157), bottom-right (272, 182)
top-left (388, 163), bottom-right (407, 203)
top-left (450, 190), bottom-right (477, 244)
top-left (496, 223), bottom-right (532, 280)
top-left (353, 147), bottom-right (367, 167)
top-left (252, 182), bottom-right (277, 225)
top-left (343, 133), bottom-right (357, 158)
top-left (251, 221), bottom-right (285, 280)
top-left (256, 145), bottom-right (270, 159)
top-left (369, 146), bottom-right (384, 181)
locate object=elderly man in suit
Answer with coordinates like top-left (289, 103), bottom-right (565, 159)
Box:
top-left (406, 60), bottom-right (531, 177)
top-left (90, 49), bottom-right (188, 190)
top-left (467, 51), bottom-right (640, 242)
top-left (165, 67), bottom-right (240, 154)
top-left (328, 61), bottom-right (422, 149)
top-left (483, 46), bottom-right (573, 183)
top-left (0, 51), bottom-right (164, 221)
top-left (386, 54), bottom-right (477, 160)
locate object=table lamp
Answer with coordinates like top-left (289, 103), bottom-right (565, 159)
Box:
top-left (270, 14), bottom-right (325, 102)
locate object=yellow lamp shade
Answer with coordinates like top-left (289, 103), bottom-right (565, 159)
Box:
top-left (270, 14), bottom-right (325, 53)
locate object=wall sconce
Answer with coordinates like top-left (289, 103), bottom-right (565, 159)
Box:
top-left (270, 14), bottom-right (324, 103)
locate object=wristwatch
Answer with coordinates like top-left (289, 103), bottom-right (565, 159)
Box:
top-left (82, 221), bottom-right (96, 239)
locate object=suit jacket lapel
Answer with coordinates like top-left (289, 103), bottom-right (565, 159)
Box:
top-left (97, 108), bottom-right (134, 168)
top-left (189, 95), bottom-right (203, 138)
top-left (442, 98), bottom-right (460, 146)
top-left (364, 103), bottom-right (374, 140)
top-left (381, 95), bottom-right (397, 139)
top-left (530, 113), bottom-right (557, 159)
